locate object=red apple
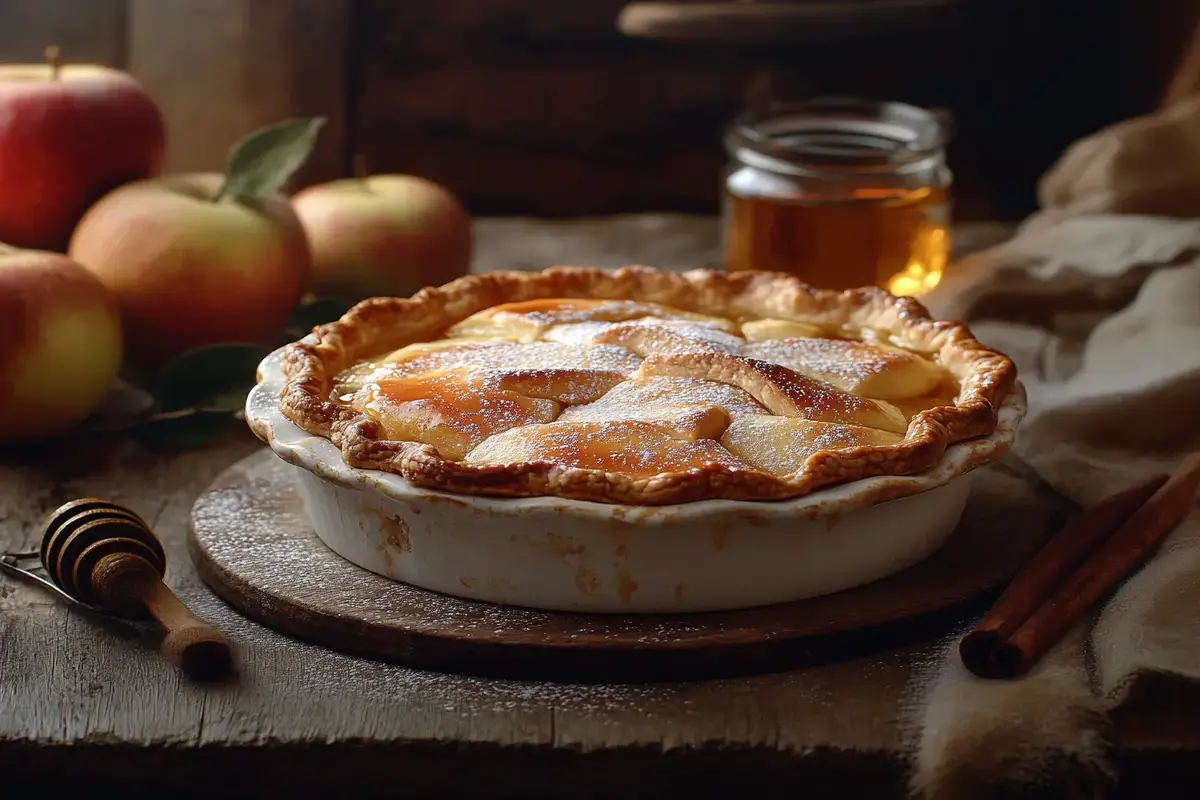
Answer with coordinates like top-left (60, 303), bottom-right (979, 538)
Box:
top-left (0, 244), bottom-right (123, 442)
top-left (68, 173), bottom-right (310, 366)
top-left (291, 173), bottom-right (472, 299)
top-left (0, 57), bottom-right (165, 251)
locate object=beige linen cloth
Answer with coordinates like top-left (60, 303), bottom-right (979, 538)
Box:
top-left (906, 98), bottom-right (1200, 797)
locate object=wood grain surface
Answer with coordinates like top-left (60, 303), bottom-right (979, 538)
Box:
top-left (189, 450), bottom-right (1047, 682)
top-left (0, 217), bottom-right (1196, 798)
top-left (0, 429), bottom-right (922, 796)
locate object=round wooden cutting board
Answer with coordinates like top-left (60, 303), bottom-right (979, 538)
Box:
top-left (188, 449), bottom-right (1053, 682)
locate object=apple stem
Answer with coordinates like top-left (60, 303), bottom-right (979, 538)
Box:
top-left (45, 45), bottom-right (62, 80)
top-left (353, 153), bottom-right (367, 179)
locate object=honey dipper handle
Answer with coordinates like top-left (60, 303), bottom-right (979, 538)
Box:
top-left (90, 552), bottom-right (233, 681)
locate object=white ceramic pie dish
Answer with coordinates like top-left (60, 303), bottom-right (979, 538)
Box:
top-left (247, 347), bottom-right (1026, 613)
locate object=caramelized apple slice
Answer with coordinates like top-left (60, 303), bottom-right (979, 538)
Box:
top-left (743, 337), bottom-right (947, 401)
top-left (447, 297), bottom-right (738, 341)
top-left (479, 369), bottom-right (626, 406)
top-left (561, 402), bottom-right (731, 441)
top-left (382, 339), bottom-right (483, 364)
top-left (377, 340), bottom-right (642, 378)
top-left (721, 415), bottom-right (904, 477)
top-left (740, 319), bottom-right (825, 342)
top-left (635, 352), bottom-right (910, 434)
top-left (539, 320), bottom-right (620, 346)
top-left (350, 369), bottom-right (560, 460)
top-left (588, 320), bottom-right (745, 356)
top-left (559, 376), bottom-right (765, 439)
top-left (464, 420), bottom-right (753, 477)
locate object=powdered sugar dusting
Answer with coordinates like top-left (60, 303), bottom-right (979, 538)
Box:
top-left (744, 338), bottom-right (942, 399)
top-left (722, 416), bottom-right (902, 476)
top-left (560, 377), bottom-right (765, 424)
top-left (354, 371), bottom-right (560, 459)
top-left (365, 341), bottom-right (643, 380)
top-left (331, 299), bottom-right (944, 471)
top-left (596, 320), bottom-right (747, 356)
top-left (747, 338), bottom-right (893, 382)
top-left (480, 369), bottom-right (625, 406)
top-left (502, 299), bottom-right (668, 325)
top-left (547, 318), bottom-right (740, 353)
top-left (542, 320), bottom-right (621, 346)
top-left (450, 298), bottom-right (737, 340)
top-left (465, 420), bottom-right (751, 475)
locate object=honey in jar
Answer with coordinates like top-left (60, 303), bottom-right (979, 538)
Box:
top-left (722, 98), bottom-right (952, 296)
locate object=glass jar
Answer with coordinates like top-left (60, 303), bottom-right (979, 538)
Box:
top-left (721, 97), bottom-right (952, 295)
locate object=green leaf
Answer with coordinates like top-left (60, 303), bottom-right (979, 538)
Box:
top-left (137, 342), bottom-right (269, 450)
top-left (154, 342), bottom-right (271, 413)
top-left (132, 409), bottom-right (240, 450)
top-left (214, 117), bottom-right (326, 203)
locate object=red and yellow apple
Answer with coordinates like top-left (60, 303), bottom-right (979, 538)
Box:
top-left (0, 58), bottom-right (165, 251)
top-left (291, 173), bottom-right (472, 299)
top-left (0, 244), bottom-right (123, 442)
top-left (68, 174), bottom-right (310, 366)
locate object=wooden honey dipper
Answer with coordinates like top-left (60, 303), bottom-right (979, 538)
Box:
top-left (1, 498), bottom-right (232, 681)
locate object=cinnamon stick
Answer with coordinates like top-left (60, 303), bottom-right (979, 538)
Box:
top-left (959, 473), bottom-right (1166, 677)
top-left (961, 453), bottom-right (1200, 679)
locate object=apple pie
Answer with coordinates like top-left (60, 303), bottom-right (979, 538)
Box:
top-left (277, 266), bottom-right (1017, 504)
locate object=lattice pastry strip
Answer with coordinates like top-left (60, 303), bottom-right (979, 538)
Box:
top-left (545, 318), bottom-right (745, 356)
top-left (447, 298), bottom-right (739, 342)
top-left (634, 352), bottom-right (911, 434)
top-left (743, 337), bottom-right (946, 401)
top-left (558, 376), bottom-right (766, 440)
top-left (721, 415), bottom-right (905, 477)
top-left (349, 368), bottom-right (562, 461)
top-left (379, 339), bottom-right (642, 376)
top-left (739, 318), bottom-right (825, 341)
top-left (463, 420), bottom-right (755, 476)
top-left (347, 340), bottom-right (643, 459)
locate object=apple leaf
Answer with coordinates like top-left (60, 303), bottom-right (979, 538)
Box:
top-left (128, 343), bottom-right (270, 449)
top-left (215, 117), bottom-right (326, 204)
top-left (154, 343), bottom-right (271, 412)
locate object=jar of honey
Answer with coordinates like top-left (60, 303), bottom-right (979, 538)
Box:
top-left (722, 98), bottom-right (952, 295)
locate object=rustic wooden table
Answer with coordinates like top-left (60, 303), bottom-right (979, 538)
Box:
top-left (1, 217), bottom-right (1195, 798)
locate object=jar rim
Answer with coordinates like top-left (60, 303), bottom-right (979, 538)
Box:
top-left (726, 97), bottom-right (951, 178)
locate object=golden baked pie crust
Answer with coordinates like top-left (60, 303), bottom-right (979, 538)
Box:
top-left (276, 266), bottom-right (1017, 505)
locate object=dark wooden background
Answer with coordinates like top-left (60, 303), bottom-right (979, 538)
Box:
top-left (2, 0), bottom-right (1198, 221)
